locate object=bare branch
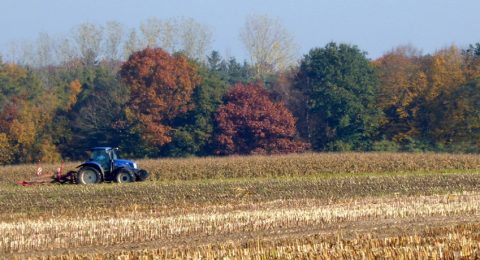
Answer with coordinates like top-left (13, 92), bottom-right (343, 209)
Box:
top-left (240, 14), bottom-right (298, 78)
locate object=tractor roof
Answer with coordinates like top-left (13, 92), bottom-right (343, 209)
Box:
top-left (90, 147), bottom-right (113, 151)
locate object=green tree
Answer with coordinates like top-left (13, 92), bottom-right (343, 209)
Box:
top-left (68, 67), bottom-right (129, 155)
top-left (206, 51), bottom-right (253, 85)
top-left (0, 64), bottom-right (43, 108)
top-left (463, 43), bottom-right (480, 80)
top-left (295, 42), bottom-right (381, 150)
top-left (162, 64), bottom-right (229, 156)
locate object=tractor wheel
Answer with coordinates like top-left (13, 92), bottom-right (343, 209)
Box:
top-left (136, 169), bottom-right (149, 181)
top-left (115, 168), bottom-right (135, 183)
top-left (77, 167), bottom-right (101, 185)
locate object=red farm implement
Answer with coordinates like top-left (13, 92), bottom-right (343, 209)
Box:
top-left (16, 161), bottom-right (77, 186)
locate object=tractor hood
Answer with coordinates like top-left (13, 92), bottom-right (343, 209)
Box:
top-left (114, 159), bottom-right (138, 169)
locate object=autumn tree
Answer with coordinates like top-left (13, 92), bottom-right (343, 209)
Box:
top-left (46, 78), bottom-right (83, 160)
top-left (68, 68), bottom-right (129, 153)
top-left (162, 64), bottom-right (229, 156)
top-left (120, 48), bottom-right (200, 148)
top-left (419, 45), bottom-right (476, 148)
top-left (177, 18), bottom-right (213, 61)
top-left (213, 83), bottom-right (308, 155)
top-left (56, 36), bottom-right (79, 69)
top-left (424, 46), bottom-right (466, 102)
top-left (0, 63), bottom-right (61, 163)
top-left (34, 32), bottom-right (56, 67)
top-left (240, 15), bottom-right (297, 79)
top-left (295, 43), bottom-right (381, 151)
top-left (123, 28), bottom-right (143, 59)
top-left (103, 21), bottom-right (124, 62)
top-left (373, 46), bottom-right (428, 143)
top-left (417, 46), bottom-right (465, 144)
top-left (462, 43), bottom-right (480, 80)
top-left (139, 17), bottom-right (213, 61)
top-left (0, 133), bottom-right (13, 164)
top-left (72, 23), bottom-right (104, 67)
top-left (140, 17), bottom-right (162, 48)
top-left (269, 69), bottom-right (309, 139)
top-left (425, 78), bottom-right (480, 151)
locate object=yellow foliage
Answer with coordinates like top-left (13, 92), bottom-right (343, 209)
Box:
top-left (374, 46), bottom-right (427, 111)
top-left (5, 99), bottom-right (59, 163)
top-left (2, 63), bottom-right (28, 81)
top-left (426, 45), bottom-right (466, 101)
top-left (37, 138), bottom-right (61, 163)
top-left (67, 80), bottom-right (82, 110)
top-left (374, 46), bottom-right (428, 141)
top-left (0, 133), bottom-right (12, 165)
top-left (9, 119), bottom-right (36, 148)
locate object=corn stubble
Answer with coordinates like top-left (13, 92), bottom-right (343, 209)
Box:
top-left (50, 225), bottom-right (480, 259)
top-left (1, 152), bottom-right (480, 183)
top-left (1, 152), bottom-right (480, 258)
top-left (2, 192), bottom-right (480, 258)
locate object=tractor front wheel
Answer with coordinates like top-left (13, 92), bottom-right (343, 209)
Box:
top-left (115, 169), bottom-right (135, 183)
top-left (77, 167), bottom-right (101, 184)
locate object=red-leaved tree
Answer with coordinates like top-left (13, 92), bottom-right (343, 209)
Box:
top-left (214, 83), bottom-right (308, 155)
top-left (120, 48), bottom-right (200, 146)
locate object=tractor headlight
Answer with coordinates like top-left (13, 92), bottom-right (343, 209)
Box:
top-left (132, 162), bottom-right (138, 169)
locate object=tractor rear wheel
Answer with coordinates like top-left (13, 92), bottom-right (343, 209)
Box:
top-left (115, 169), bottom-right (135, 183)
top-left (77, 167), bottom-right (101, 184)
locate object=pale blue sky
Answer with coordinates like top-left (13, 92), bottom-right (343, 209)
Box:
top-left (1, 0), bottom-right (479, 60)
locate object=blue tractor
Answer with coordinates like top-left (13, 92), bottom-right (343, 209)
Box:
top-left (76, 147), bottom-right (149, 184)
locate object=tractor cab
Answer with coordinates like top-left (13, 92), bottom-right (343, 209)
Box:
top-left (87, 147), bottom-right (115, 172)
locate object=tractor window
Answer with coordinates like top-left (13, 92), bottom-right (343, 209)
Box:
top-left (89, 150), bottom-right (110, 162)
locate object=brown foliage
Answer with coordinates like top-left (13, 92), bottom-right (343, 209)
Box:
top-left (214, 83), bottom-right (308, 155)
top-left (120, 48), bottom-right (200, 146)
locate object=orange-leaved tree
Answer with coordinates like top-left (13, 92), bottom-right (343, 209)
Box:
top-left (423, 46), bottom-right (476, 146)
top-left (214, 83), bottom-right (308, 155)
top-left (120, 48), bottom-right (200, 146)
top-left (373, 46), bottom-right (428, 142)
top-left (425, 45), bottom-right (466, 102)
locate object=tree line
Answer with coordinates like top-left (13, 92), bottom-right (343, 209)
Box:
top-left (0, 16), bottom-right (479, 164)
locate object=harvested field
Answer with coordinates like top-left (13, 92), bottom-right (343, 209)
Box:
top-left (1, 153), bottom-right (480, 258)
top-left (1, 152), bottom-right (480, 184)
top-left (2, 173), bottom-right (480, 220)
top-left (2, 191), bottom-right (480, 258)
top-left (41, 223), bottom-right (480, 259)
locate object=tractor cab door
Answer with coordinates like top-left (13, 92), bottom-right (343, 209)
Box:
top-left (89, 149), bottom-right (112, 173)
